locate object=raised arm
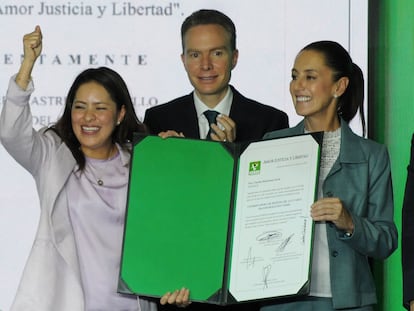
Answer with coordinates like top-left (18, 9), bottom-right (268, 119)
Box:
top-left (16, 25), bottom-right (42, 90)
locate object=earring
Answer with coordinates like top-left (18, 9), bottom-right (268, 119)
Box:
top-left (333, 94), bottom-right (338, 98)
top-left (117, 121), bottom-right (121, 126)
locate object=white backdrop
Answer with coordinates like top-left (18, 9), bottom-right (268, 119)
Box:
top-left (0, 1), bottom-right (367, 309)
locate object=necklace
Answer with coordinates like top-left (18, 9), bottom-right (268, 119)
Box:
top-left (85, 145), bottom-right (119, 186)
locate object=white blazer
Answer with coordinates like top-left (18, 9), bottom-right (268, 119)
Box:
top-left (0, 77), bottom-right (157, 311)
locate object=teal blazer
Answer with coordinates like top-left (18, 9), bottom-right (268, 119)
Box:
top-left (262, 120), bottom-right (397, 309)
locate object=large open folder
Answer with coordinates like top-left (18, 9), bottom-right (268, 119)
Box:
top-left (119, 133), bottom-right (321, 305)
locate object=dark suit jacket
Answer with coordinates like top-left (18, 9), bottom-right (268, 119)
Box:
top-left (144, 86), bottom-right (289, 143)
top-left (402, 133), bottom-right (414, 309)
top-left (144, 86), bottom-right (287, 311)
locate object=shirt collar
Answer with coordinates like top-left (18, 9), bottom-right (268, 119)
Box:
top-left (193, 87), bottom-right (233, 117)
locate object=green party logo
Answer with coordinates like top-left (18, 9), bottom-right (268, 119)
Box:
top-left (249, 161), bottom-right (261, 175)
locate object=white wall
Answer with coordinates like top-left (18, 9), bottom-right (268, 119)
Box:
top-left (0, 1), bottom-right (367, 309)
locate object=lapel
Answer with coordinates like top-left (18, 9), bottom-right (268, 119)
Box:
top-left (47, 143), bottom-right (81, 279)
top-left (263, 120), bottom-right (303, 140)
top-left (228, 85), bottom-right (245, 121)
top-left (182, 94), bottom-right (201, 138)
top-left (327, 120), bottom-right (365, 178)
top-left (264, 119), bottom-right (364, 175)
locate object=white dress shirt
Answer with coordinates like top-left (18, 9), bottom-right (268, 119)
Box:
top-left (193, 87), bottom-right (233, 139)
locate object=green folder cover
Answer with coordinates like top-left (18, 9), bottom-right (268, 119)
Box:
top-left (119, 133), bottom-right (321, 305)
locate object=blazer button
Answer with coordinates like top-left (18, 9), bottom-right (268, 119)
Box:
top-left (331, 250), bottom-right (338, 257)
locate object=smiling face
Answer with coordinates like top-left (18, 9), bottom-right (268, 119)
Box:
top-left (290, 50), bottom-right (345, 130)
top-left (71, 81), bottom-right (125, 159)
top-left (181, 24), bottom-right (238, 107)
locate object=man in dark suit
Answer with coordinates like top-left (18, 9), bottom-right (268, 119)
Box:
top-left (403, 133), bottom-right (414, 310)
top-left (144, 9), bottom-right (288, 143)
top-left (147, 9), bottom-right (289, 311)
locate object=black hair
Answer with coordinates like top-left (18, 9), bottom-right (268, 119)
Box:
top-left (302, 41), bottom-right (365, 135)
top-left (49, 67), bottom-right (145, 170)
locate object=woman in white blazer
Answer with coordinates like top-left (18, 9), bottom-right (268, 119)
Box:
top-left (0, 26), bottom-right (157, 311)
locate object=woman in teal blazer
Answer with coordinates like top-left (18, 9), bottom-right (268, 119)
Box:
top-left (261, 41), bottom-right (397, 310)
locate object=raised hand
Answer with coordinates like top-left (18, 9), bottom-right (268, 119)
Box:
top-left (16, 26), bottom-right (43, 90)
